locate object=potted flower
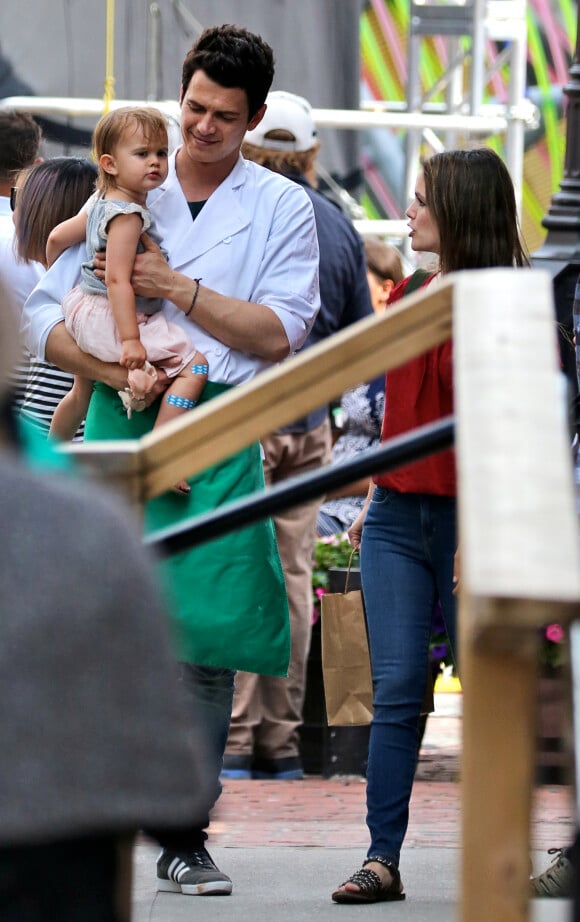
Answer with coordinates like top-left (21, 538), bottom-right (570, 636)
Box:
top-left (540, 623), bottom-right (567, 673)
top-left (537, 622), bottom-right (570, 785)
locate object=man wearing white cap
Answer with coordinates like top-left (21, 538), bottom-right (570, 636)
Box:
top-left (223, 90), bottom-right (373, 781)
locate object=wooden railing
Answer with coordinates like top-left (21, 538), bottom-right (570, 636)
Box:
top-left (67, 267), bottom-right (580, 921)
top-left (66, 273), bottom-right (454, 500)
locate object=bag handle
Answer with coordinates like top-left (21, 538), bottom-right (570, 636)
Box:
top-left (344, 547), bottom-right (358, 593)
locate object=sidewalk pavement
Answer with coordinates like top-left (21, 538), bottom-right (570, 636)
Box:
top-left (131, 694), bottom-right (575, 920)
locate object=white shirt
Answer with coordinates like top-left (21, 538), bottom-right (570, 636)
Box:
top-left (22, 152), bottom-right (321, 385)
top-left (0, 197), bottom-right (43, 318)
top-left (0, 196), bottom-right (44, 409)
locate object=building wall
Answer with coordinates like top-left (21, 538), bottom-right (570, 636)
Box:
top-left (0, 0), bottom-right (364, 185)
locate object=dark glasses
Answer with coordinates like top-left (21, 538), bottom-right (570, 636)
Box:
top-left (9, 187), bottom-right (18, 212)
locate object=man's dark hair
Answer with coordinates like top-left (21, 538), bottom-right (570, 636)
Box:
top-left (181, 24), bottom-right (275, 119)
top-left (0, 110), bottom-right (42, 183)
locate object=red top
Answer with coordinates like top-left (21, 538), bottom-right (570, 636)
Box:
top-left (373, 273), bottom-right (456, 496)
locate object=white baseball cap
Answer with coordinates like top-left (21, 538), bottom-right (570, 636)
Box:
top-left (245, 91), bottom-right (317, 152)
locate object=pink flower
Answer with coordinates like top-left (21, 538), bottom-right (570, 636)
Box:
top-left (545, 623), bottom-right (564, 644)
top-left (315, 587), bottom-right (328, 599)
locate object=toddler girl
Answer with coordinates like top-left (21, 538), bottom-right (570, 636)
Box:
top-left (47, 106), bottom-right (208, 493)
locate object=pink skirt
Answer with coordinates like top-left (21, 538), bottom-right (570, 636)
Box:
top-left (62, 286), bottom-right (197, 377)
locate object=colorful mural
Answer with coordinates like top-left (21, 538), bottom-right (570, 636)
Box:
top-left (360, 0), bottom-right (576, 250)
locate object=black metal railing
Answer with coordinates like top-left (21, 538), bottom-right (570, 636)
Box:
top-left (146, 416), bottom-right (455, 556)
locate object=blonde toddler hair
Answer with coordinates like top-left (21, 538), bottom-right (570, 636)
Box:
top-left (93, 106), bottom-right (168, 193)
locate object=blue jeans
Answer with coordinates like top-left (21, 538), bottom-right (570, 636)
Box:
top-left (360, 487), bottom-right (457, 866)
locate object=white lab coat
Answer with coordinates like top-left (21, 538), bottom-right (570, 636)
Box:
top-left (22, 152), bottom-right (320, 385)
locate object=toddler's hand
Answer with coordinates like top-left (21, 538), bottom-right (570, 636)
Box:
top-left (121, 338), bottom-right (147, 370)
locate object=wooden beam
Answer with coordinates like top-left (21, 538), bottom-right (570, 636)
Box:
top-left (60, 440), bottom-right (146, 506)
top-left (138, 277), bottom-right (453, 498)
top-left (67, 275), bottom-right (453, 500)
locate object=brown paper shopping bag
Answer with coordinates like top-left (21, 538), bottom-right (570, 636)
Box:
top-left (321, 555), bottom-right (373, 726)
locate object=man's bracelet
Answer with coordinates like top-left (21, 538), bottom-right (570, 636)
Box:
top-left (185, 278), bottom-right (202, 317)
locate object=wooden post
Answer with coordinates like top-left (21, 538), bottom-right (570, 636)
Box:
top-left (460, 613), bottom-right (539, 922)
top-left (453, 268), bottom-right (580, 922)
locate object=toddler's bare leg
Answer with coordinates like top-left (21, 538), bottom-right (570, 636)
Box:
top-left (50, 376), bottom-right (93, 442)
top-left (153, 351), bottom-right (209, 494)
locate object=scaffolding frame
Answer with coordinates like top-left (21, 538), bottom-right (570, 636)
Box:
top-left (404, 1), bottom-right (529, 211)
top-left (0, 90), bottom-right (532, 244)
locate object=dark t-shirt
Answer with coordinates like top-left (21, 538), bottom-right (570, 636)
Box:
top-left (188, 201), bottom-right (206, 221)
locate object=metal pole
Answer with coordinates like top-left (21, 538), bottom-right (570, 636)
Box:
top-left (469, 0), bottom-right (486, 113)
top-left (504, 13), bottom-right (528, 216)
top-left (531, 1), bottom-right (580, 393)
top-left (145, 2), bottom-right (162, 101)
top-left (534, 2), bottom-right (580, 241)
top-left (146, 417), bottom-right (455, 556)
top-left (405, 10), bottom-right (423, 259)
top-left (444, 36), bottom-right (462, 151)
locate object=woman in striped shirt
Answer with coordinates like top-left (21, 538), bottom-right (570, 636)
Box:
top-left (13, 157), bottom-right (97, 438)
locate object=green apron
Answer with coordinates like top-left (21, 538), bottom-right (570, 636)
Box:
top-left (84, 381), bottom-right (290, 676)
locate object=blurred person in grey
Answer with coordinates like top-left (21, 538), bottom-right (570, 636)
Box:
top-left (223, 90), bottom-right (373, 780)
top-left (0, 279), bottom-right (210, 921)
top-left (0, 109), bottom-right (43, 409)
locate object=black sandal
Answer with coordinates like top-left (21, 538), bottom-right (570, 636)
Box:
top-left (331, 859), bottom-right (405, 904)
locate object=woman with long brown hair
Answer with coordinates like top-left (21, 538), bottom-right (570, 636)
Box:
top-left (332, 148), bottom-right (528, 904)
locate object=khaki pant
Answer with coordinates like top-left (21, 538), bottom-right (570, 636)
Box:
top-left (226, 419), bottom-right (332, 759)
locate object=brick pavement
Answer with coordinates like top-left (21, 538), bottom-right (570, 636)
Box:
top-left (132, 693), bottom-right (573, 922)
top-left (210, 778), bottom-right (573, 851)
top-left (209, 694), bottom-right (575, 852)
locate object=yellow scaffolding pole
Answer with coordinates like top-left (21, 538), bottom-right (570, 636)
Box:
top-left (102, 0), bottom-right (116, 113)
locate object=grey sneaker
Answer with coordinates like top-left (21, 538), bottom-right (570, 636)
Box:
top-left (531, 847), bottom-right (574, 898)
top-left (156, 847), bottom-right (233, 895)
